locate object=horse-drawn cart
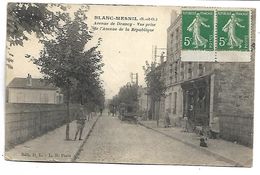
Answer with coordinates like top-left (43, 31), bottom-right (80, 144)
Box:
top-left (118, 102), bottom-right (138, 123)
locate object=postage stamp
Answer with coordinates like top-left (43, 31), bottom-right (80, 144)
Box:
top-left (182, 10), bottom-right (214, 51)
top-left (217, 11), bottom-right (250, 51)
top-left (181, 8), bottom-right (253, 62)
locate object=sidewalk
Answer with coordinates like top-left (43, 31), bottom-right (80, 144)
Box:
top-left (5, 115), bottom-right (99, 162)
top-left (139, 120), bottom-right (253, 167)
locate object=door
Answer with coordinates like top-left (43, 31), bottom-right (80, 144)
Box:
top-left (182, 76), bottom-right (210, 127)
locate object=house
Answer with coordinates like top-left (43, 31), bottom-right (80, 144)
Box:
top-left (157, 10), bottom-right (255, 146)
top-left (7, 74), bottom-right (63, 104)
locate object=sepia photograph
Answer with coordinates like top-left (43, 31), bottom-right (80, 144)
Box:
top-left (2, 1), bottom-right (257, 170)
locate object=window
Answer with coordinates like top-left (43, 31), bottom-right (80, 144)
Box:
top-left (170, 76), bottom-right (173, 85)
top-left (174, 69), bottom-right (178, 82)
top-left (188, 68), bottom-right (192, 79)
top-left (176, 27), bottom-right (179, 40)
top-left (169, 64), bottom-right (173, 74)
top-left (181, 71), bottom-right (184, 80)
top-left (170, 68), bottom-right (173, 74)
top-left (170, 33), bottom-right (174, 45)
top-left (181, 62), bottom-right (184, 74)
top-left (169, 93), bottom-right (172, 113)
top-left (199, 64), bottom-right (204, 76)
top-left (173, 92), bottom-right (177, 114)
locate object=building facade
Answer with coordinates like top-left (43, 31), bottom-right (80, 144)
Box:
top-left (137, 86), bottom-right (151, 120)
top-left (161, 10), bottom-right (255, 146)
top-left (7, 74), bottom-right (63, 104)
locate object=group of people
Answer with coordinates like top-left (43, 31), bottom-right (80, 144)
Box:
top-left (163, 104), bottom-right (220, 148)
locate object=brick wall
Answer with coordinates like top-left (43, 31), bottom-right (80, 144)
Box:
top-left (213, 62), bottom-right (254, 147)
top-left (5, 103), bottom-right (80, 150)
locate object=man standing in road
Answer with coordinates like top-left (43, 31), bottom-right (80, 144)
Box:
top-left (74, 107), bottom-right (86, 141)
top-left (164, 109), bottom-right (171, 128)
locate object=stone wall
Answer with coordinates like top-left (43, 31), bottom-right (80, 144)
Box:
top-left (213, 62), bottom-right (254, 147)
top-left (5, 103), bottom-right (80, 150)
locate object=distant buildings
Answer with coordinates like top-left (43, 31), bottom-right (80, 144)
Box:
top-left (137, 86), bottom-right (150, 118)
top-left (7, 74), bottom-right (63, 104)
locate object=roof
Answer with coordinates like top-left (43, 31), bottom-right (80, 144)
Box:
top-left (167, 15), bottom-right (181, 31)
top-left (7, 78), bottom-right (58, 90)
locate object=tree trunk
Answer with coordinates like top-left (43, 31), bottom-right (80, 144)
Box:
top-left (157, 100), bottom-right (160, 127)
top-left (80, 91), bottom-right (84, 105)
top-left (152, 100), bottom-right (156, 120)
top-left (150, 100), bottom-right (155, 120)
top-left (65, 88), bottom-right (71, 140)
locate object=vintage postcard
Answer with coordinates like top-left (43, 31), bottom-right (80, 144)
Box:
top-left (5, 3), bottom-right (255, 167)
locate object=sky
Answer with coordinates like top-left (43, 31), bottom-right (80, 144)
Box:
top-left (6, 4), bottom-right (180, 99)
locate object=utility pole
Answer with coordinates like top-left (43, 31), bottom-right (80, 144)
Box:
top-left (152, 45), bottom-right (167, 64)
top-left (130, 72), bottom-right (138, 86)
top-left (151, 46), bottom-right (167, 127)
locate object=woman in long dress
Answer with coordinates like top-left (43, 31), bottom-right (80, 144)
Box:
top-left (222, 13), bottom-right (245, 49)
top-left (187, 13), bottom-right (210, 49)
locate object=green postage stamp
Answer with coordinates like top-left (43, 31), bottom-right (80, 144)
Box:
top-left (181, 8), bottom-right (253, 62)
top-left (217, 11), bottom-right (250, 52)
top-left (182, 10), bottom-right (214, 51)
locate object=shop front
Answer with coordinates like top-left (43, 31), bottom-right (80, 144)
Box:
top-left (181, 76), bottom-right (210, 127)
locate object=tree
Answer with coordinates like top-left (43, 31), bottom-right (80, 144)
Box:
top-left (118, 84), bottom-right (138, 105)
top-left (72, 81), bottom-right (105, 113)
top-left (143, 61), bottom-right (166, 126)
top-left (109, 95), bottom-right (120, 114)
top-left (110, 83), bottom-right (139, 115)
top-left (31, 8), bottom-right (104, 140)
top-left (6, 3), bottom-right (87, 69)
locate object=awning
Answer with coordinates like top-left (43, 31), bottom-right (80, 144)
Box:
top-left (181, 75), bottom-right (210, 90)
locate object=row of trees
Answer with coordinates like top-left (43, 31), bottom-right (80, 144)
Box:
top-left (109, 60), bottom-right (166, 123)
top-left (7, 3), bottom-right (105, 140)
top-left (109, 83), bottom-right (139, 115)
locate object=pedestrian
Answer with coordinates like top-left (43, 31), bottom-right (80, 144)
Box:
top-left (112, 106), bottom-right (115, 116)
top-left (186, 104), bottom-right (194, 131)
top-left (164, 109), bottom-right (171, 128)
top-left (74, 107), bottom-right (86, 141)
top-left (87, 111), bottom-right (92, 121)
top-left (210, 117), bottom-right (220, 139)
top-left (200, 136), bottom-right (208, 147)
top-left (100, 108), bottom-right (103, 116)
top-left (199, 128), bottom-right (208, 147)
top-left (183, 115), bottom-right (188, 132)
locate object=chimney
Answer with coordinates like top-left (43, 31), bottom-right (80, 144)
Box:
top-left (26, 73), bottom-right (32, 86)
top-left (171, 10), bottom-right (177, 24)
